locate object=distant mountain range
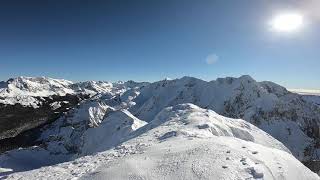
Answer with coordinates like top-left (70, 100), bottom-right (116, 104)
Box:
top-left (289, 89), bottom-right (320, 96)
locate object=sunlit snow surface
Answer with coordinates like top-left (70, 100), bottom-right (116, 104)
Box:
top-left (1, 104), bottom-right (318, 179)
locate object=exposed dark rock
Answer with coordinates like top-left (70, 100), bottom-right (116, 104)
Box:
top-left (0, 94), bottom-right (90, 153)
top-left (303, 160), bottom-right (320, 175)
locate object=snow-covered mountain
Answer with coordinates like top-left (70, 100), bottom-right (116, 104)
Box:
top-left (0, 77), bottom-right (74, 107)
top-left (0, 103), bottom-right (318, 179)
top-left (0, 75), bottom-right (319, 179)
top-left (0, 77), bottom-right (147, 140)
top-left (129, 75), bottom-right (320, 162)
top-left (0, 76), bottom-right (148, 108)
top-left (1, 77), bottom-right (74, 96)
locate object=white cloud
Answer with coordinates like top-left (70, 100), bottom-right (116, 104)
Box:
top-left (205, 53), bottom-right (219, 65)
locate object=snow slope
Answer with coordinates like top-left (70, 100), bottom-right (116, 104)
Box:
top-left (1, 104), bottom-right (317, 179)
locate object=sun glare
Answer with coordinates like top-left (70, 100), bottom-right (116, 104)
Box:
top-left (270, 13), bottom-right (303, 33)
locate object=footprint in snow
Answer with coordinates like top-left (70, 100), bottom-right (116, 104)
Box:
top-left (247, 166), bottom-right (264, 178)
top-left (240, 157), bottom-right (247, 165)
top-left (251, 151), bottom-right (258, 154)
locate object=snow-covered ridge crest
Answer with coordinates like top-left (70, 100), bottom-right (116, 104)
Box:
top-left (130, 75), bottom-right (290, 121)
top-left (130, 103), bottom-right (290, 153)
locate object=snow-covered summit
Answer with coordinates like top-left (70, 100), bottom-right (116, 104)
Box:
top-left (130, 75), bottom-right (288, 121)
top-left (130, 103), bottom-right (290, 152)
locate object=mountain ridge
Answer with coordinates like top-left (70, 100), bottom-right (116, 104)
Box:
top-left (1, 103), bottom-right (318, 179)
top-left (0, 75), bottom-right (320, 179)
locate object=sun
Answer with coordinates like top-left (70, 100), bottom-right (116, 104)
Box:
top-left (270, 13), bottom-right (303, 32)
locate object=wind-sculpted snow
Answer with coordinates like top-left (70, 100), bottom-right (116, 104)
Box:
top-left (1, 104), bottom-right (318, 179)
top-left (144, 104), bottom-right (290, 152)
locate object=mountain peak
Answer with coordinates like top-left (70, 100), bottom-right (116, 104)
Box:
top-left (238, 75), bottom-right (255, 82)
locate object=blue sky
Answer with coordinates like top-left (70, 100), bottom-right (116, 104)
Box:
top-left (0, 0), bottom-right (319, 89)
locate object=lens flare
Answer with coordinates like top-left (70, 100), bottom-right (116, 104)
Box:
top-left (270, 13), bottom-right (303, 32)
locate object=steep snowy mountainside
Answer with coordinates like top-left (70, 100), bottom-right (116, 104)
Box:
top-left (129, 75), bottom-right (320, 162)
top-left (81, 109), bottom-right (147, 155)
top-left (302, 95), bottom-right (320, 107)
top-left (2, 104), bottom-right (318, 180)
top-left (289, 89), bottom-right (320, 107)
top-left (0, 94), bottom-right (88, 140)
top-left (0, 98), bottom-right (147, 174)
top-left (131, 75), bottom-right (277, 120)
top-left (37, 100), bottom-right (146, 157)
